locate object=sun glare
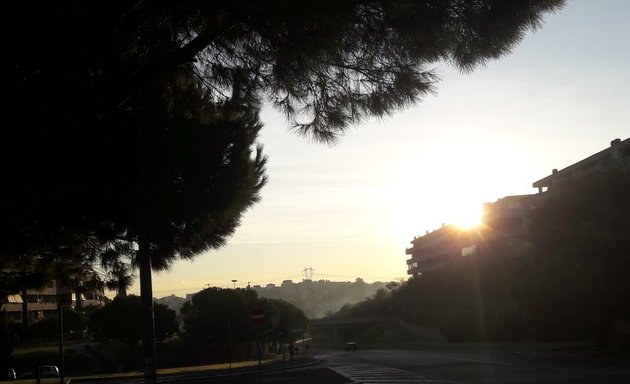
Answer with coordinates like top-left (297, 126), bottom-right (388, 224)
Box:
top-left (452, 207), bottom-right (482, 229)
top-left (386, 138), bottom-right (533, 244)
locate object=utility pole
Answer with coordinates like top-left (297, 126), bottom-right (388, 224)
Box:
top-left (301, 267), bottom-right (314, 281)
top-left (57, 294), bottom-right (64, 384)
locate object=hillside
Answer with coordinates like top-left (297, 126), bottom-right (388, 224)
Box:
top-left (252, 278), bottom-right (389, 319)
top-left (156, 278), bottom-right (390, 319)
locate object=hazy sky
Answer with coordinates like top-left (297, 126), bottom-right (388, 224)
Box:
top-left (129, 0), bottom-right (630, 297)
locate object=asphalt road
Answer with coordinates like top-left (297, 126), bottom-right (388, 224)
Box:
top-left (316, 346), bottom-right (630, 384)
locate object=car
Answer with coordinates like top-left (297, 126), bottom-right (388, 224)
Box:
top-left (38, 366), bottom-right (59, 378)
top-left (2, 369), bottom-right (16, 381)
top-left (345, 341), bottom-right (358, 351)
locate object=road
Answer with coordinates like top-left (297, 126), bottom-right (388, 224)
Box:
top-left (316, 346), bottom-right (630, 384)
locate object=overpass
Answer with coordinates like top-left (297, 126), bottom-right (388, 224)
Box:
top-left (309, 315), bottom-right (393, 346)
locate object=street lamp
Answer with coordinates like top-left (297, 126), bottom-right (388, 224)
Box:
top-left (57, 289), bottom-right (73, 384)
top-left (231, 279), bottom-right (237, 289)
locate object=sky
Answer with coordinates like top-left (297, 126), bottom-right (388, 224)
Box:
top-left (128, 0), bottom-right (630, 297)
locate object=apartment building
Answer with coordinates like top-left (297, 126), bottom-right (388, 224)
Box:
top-left (1, 280), bottom-right (106, 323)
top-left (405, 137), bottom-right (628, 278)
top-left (406, 224), bottom-right (481, 277)
top-left (533, 137), bottom-right (630, 193)
top-left (1, 280), bottom-right (72, 323)
top-left (405, 195), bottom-right (537, 277)
top-left (481, 194), bottom-right (539, 255)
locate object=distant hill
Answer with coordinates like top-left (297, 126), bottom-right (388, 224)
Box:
top-left (156, 278), bottom-right (391, 319)
top-left (252, 278), bottom-right (390, 319)
top-left (155, 294), bottom-right (187, 314)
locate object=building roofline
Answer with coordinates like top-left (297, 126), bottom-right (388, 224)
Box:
top-left (532, 137), bottom-right (629, 188)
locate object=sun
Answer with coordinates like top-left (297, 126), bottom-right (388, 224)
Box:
top-left (451, 204), bottom-right (482, 229)
top-left (387, 185), bottom-right (484, 245)
top-left (453, 214), bottom-right (481, 229)
top-left (386, 138), bottom-right (518, 243)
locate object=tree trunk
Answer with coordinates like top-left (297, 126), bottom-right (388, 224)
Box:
top-left (136, 90), bottom-right (157, 384)
top-left (75, 286), bottom-right (84, 311)
top-left (20, 287), bottom-right (28, 326)
top-left (139, 249), bottom-right (157, 383)
top-left (117, 278), bottom-right (127, 297)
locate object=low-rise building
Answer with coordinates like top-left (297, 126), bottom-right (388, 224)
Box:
top-left (1, 279), bottom-right (106, 323)
top-left (1, 280), bottom-right (72, 323)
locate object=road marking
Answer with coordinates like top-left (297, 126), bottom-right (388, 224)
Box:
top-left (331, 363), bottom-right (463, 384)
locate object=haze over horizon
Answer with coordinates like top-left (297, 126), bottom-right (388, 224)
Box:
top-left (125, 0), bottom-right (629, 298)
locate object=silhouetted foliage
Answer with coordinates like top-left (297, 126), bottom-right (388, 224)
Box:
top-left (103, 261), bottom-right (135, 298)
top-left (253, 279), bottom-right (389, 318)
top-left (181, 288), bottom-right (258, 346)
top-left (0, 312), bottom-right (16, 366)
top-left (522, 171), bottom-right (630, 343)
top-left (90, 296), bottom-right (178, 349)
top-left (181, 288), bottom-right (307, 346)
top-left (265, 298), bottom-right (309, 342)
top-left (29, 317), bottom-right (58, 343)
top-left (3, 0), bottom-right (565, 268)
top-left (61, 309), bottom-right (89, 339)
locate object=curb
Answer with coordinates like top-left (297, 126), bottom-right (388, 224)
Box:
top-left (68, 357), bottom-right (322, 384)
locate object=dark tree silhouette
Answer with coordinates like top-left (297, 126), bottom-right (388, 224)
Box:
top-left (181, 288), bottom-right (307, 350)
top-left (267, 298), bottom-right (309, 343)
top-left (89, 295), bottom-right (178, 367)
top-left (103, 261), bottom-right (135, 298)
top-left (181, 288), bottom-right (261, 346)
top-left (4, 1), bottom-right (565, 381)
top-left (0, 312), bottom-right (16, 367)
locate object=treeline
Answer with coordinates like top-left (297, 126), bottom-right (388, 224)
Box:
top-left (1, 288), bottom-right (306, 372)
top-left (331, 171), bottom-right (630, 344)
top-left (253, 278), bottom-right (389, 319)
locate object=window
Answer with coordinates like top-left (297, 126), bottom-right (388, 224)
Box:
top-left (462, 245), bottom-right (477, 257)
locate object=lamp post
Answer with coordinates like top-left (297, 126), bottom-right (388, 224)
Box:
top-left (57, 289), bottom-right (72, 384)
top-left (57, 298), bottom-right (64, 384)
top-left (231, 280), bottom-right (237, 289)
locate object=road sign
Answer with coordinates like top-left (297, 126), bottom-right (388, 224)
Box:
top-left (250, 308), bottom-right (265, 325)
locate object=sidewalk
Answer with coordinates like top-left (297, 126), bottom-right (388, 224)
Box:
top-left (69, 357), bottom-right (349, 384)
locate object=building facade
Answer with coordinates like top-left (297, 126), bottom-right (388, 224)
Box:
top-left (1, 280), bottom-right (106, 323)
top-left (405, 195), bottom-right (538, 277)
top-left (1, 280), bottom-right (72, 323)
top-left (406, 224), bottom-right (481, 277)
top-left (481, 194), bottom-right (539, 255)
